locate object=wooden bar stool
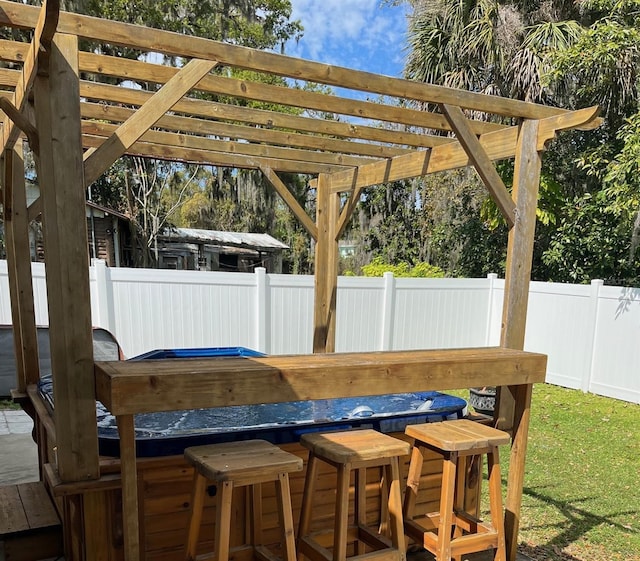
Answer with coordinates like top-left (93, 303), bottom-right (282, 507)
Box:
top-left (297, 429), bottom-right (410, 561)
top-left (184, 439), bottom-right (303, 561)
top-left (403, 419), bottom-right (510, 561)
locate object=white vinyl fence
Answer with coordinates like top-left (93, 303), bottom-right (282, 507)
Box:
top-left (1, 260), bottom-right (638, 404)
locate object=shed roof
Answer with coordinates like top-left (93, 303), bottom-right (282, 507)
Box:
top-left (160, 228), bottom-right (288, 252)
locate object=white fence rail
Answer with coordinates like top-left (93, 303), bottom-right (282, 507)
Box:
top-left (1, 260), bottom-right (638, 403)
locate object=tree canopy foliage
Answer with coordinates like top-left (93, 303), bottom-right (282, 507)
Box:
top-left (354, 0), bottom-right (640, 286)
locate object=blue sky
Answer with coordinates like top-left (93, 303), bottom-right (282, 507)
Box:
top-left (285, 1), bottom-right (410, 78)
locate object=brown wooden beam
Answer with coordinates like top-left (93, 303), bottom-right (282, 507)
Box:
top-left (83, 58), bottom-right (216, 185)
top-left (0, 0), bottom-right (59, 153)
top-left (75, 51), bottom-right (504, 135)
top-left (441, 103), bottom-right (516, 228)
top-left (0, 69), bottom-right (453, 150)
top-left (81, 134), bottom-right (351, 175)
top-left (312, 174), bottom-right (340, 353)
top-left (260, 166), bottom-right (318, 240)
top-left (2, 140), bottom-right (40, 392)
top-left (497, 119), bottom-right (543, 561)
top-left (34, 33), bottom-right (99, 482)
top-left (82, 120), bottom-right (376, 169)
top-left (328, 107), bottom-right (602, 193)
top-left (80, 101), bottom-right (410, 158)
top-left (0, 1), bottom-right (581, 122)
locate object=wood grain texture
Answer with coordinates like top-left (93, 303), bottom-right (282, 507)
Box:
top-left (34, 33), bottom-right (99, 482)
top-left (94, 347), bottom-right (547, 416)
top-left (83, 58), bottom-right (216, 185)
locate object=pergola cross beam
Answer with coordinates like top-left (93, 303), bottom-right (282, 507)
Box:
top-left (83, 58), bottom-right (217, 186)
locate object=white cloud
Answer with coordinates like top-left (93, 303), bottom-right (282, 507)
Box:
top-left (286, 0), bottom-right (408, 76)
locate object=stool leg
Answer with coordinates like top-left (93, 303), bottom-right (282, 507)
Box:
top-left (355, 468), bottom-right (367, 554)
top-left (251, 483), bottom-right (263, 547)
top-left (275, 472), bottom-right (298, 561)
top-left (403, 443), bottom-right (424, 521)
top-left (298, 453), bottom-right (318, 538)
top-left (378, 470), bottom-right (390, 537)
top-left (436, 451), bottom-right (457, 561)
top-left (487, 447), bottom-right (506, 561)
top-left (334, 462), bottom-right (351, 561)
top-left (214, 480), bottom-right (234, 561)
top-left (185, 472), bottom-right (208, 561)
top-left (384, 458), bottom-right (406, 557)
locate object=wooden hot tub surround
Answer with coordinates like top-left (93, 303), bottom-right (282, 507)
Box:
top-left (92, 347), bottom-right (547, 561)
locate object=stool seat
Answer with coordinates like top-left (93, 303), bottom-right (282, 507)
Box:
top-left (405, 419), bottom-right (510, 452)
top-left (184, 439), bottom-right (302, 561)
top-left (301, 428), bottom-right (410, 464)
top-left (298, 429), bottom-right (410, 561)
top-left (403, 420), bottom-right (510, 561)
top-left (185, 440), bottom-right (303, 482)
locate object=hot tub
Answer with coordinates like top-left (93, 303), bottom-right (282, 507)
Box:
top-left (35, 347), bottom-right (470, 561)
top-left (38, 347), bottom-right (467, 457)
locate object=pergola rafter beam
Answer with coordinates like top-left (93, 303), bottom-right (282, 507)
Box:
top-left (83, 58), bottom-right (217, 186)
top-left (0, 0), bottom-right (591, 122)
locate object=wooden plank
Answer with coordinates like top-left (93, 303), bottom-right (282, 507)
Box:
top-left (81, 133), bottom-right (349, 175)
top-left (312, 174), bottom-right (339, 353)
top-left (0, 0), bottom-right (59, 153)
top-left (5, 142), bottom-right (39, 389)
top-left (0, 67), bottom-right (453, 150)
top-left (79, 79), bottom-right (451, 150)
top-left (441, 104), bottom-right (516, 229)
top-left (94, 347), bottom-right (547, 415)
top-left (82, 120), bottom-right (375, 169)
top-left (83, 58), bottom-right (216, 185)
top-left (497, 119), bottom-right (543, 429)
top-left (18, 482), bottom-right (60, 530)
top-left (33, 33), bottom-right (99, 481)
top-left (505, 384), bottom-right (533, 561)
top-left (328, 127), bottom-right (518, 193)
top-left (117, 414), bottom-right (141, 561)
top-left (0, 485), bottom-right (29, 534)
top-left (0, 1), bottom-right (574, 121)
top-left (80, 101), bottom-right (410, 158)
top-left (261, 166), bottom-right (318, 240)
top-left (75, 51), bottom-right (504, 135)
top-left (498, 119), bottom-right (542, 561)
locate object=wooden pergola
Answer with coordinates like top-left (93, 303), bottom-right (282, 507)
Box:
top-left (0, 2), bottom-right (599, 561)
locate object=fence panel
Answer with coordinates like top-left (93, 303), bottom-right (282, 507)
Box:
top-left (391, 278), bottom-right (493, 350)
top-left (524, 281), bottom-right (595, 391)
top-left (589, 286), bottom-right (640, 403)
top-left (2, 259), bottom-right (639, 403)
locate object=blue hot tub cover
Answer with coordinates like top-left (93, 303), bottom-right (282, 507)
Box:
top-left (38, 346), bottom-right (468, 457)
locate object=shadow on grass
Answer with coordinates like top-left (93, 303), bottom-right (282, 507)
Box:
top-left (520, 484), bottom-right (638, 558)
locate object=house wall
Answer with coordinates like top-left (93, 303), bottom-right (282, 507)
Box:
top-left (0, 260), bottom-right (638, 403)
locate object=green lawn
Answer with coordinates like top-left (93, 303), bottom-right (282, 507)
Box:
top-left (503, 384), bottom-right (640, 561)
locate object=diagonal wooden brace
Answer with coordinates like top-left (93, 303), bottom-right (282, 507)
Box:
top-left (441, 103), bottom-right (516, 229)
top-left (83, 58), bottom-right (217, 186)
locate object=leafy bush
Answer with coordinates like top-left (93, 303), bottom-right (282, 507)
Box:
top-left (360, 257), bottom-right (445, 278)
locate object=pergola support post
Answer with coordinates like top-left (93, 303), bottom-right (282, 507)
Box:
top-left (34, 32), bottom-right (99, 482)
top-left (2, 139), bottom-right (40, 393)
top-left (498, 119), bottom-right (542, 561)
top-left (312, 173), bottom-right (340, 353)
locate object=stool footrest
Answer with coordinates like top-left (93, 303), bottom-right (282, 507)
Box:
top-left (450, 532), bottom-right (500, 557)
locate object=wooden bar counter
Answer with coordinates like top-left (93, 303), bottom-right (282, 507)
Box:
top-left (90, 347), bottom-right (546, 561)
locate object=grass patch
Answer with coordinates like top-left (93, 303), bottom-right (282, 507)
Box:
top-left (0, 398), bottom-right (20, 410)
top-left (496, 384), bottom-right (640, 561)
